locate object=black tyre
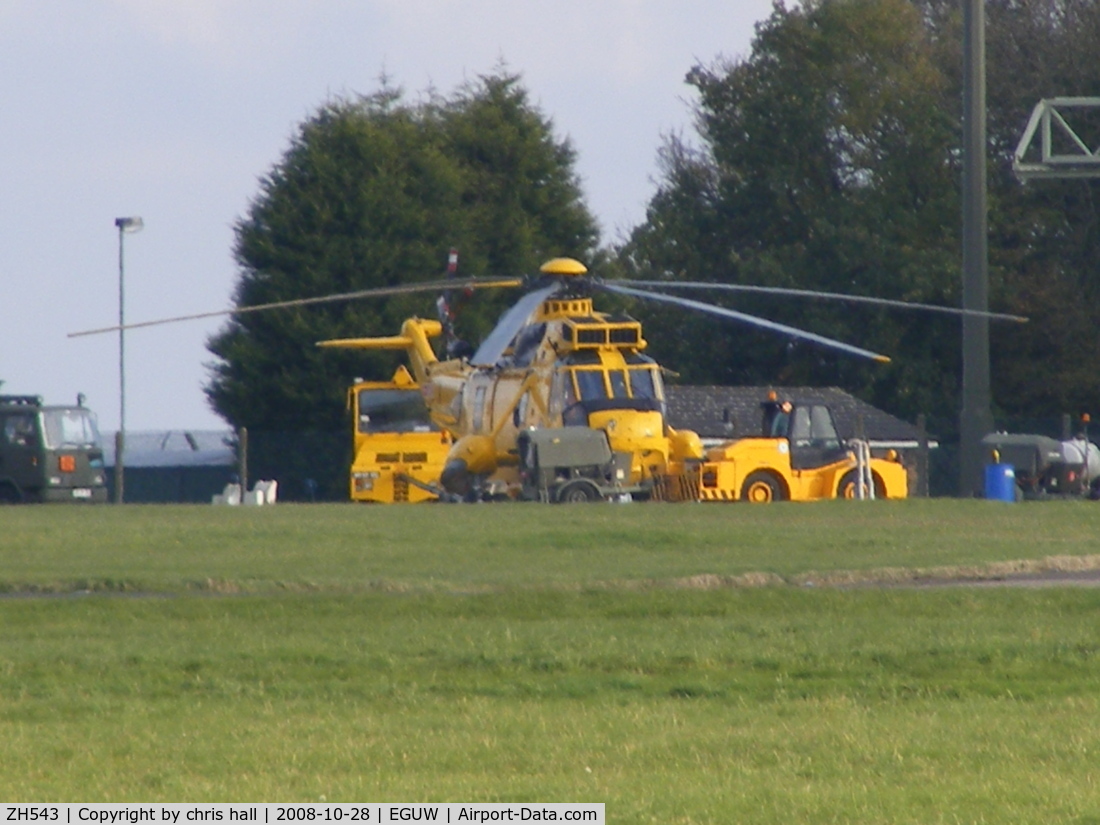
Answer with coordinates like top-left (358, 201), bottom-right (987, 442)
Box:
top-left (837, 469), bottom-right (885, 499)
top-left (556, 480), bottom-right (602, 503)
top-left (0, 482), bottom-right (23, 504)
top-left (740, 471), bottom-right (786, 503)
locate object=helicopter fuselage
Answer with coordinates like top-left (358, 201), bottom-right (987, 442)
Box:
top-left (419, 294), bottom-right (703, 497)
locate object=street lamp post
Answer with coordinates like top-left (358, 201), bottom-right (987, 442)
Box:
top-left (959, 0), bottom-right (994, 496)
top-left (114, 216), bottom-right (143, 504)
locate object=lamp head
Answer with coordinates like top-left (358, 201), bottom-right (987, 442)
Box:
top-left (115, 216), bottom-right (144, 233)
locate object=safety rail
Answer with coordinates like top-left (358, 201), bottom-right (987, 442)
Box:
top-left (850, 439), bottom-right (875, 500)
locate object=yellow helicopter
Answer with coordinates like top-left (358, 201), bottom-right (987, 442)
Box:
top-left (70, 253), bottom-right (1025, 503)
top-left (314, 255), bottom-right (1026, 503)
top-left (319, 256), bottom-right (709, 501)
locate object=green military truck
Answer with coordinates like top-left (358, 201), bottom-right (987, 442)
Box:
top-left (0, 394), bottom-right (108, 503)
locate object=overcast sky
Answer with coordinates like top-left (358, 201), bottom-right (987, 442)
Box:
top-left (1, 0), bottom-right (775, 433)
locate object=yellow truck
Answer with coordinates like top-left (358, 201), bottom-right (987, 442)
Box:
top-left (693, 395), bottom-right (908, 502)
top-left (347, 366), bottom-right (452, 503)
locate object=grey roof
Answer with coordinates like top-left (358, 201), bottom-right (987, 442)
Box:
top-left (665, 385), bottom-right (931, 446)
top-left (101, 430), bottom-right (235, 468)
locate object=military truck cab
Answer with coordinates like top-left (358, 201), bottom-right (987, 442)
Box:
top-left (0, 395), bottom-right (108, 503)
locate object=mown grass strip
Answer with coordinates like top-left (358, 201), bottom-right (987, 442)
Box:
top-left (3, 500), bottom-right (1100, 820)
top-left (2, 588), bottom-right (1099, 822)
top-left (3, 499), bottom-right (1100, 594)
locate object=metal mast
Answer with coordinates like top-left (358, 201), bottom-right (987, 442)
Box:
top-left (959, 0), bottom-right (993, 497)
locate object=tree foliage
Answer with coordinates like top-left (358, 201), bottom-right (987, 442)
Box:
top-left (619, 0), bottom-right (1100, 426)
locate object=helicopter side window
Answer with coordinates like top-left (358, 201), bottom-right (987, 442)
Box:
top-left (557, 370), bottom-right (584, 426)
top-left (560, 371), bottom-right (577, 409)
top-left (472, 386), bottom-right (488, 432)
top-left (513, 392), bottom-right (530, 428)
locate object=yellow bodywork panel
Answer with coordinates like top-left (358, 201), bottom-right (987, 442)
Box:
top-left (587, 408), bottom-right (669, 483)
top-left (350, 430), bottom-right (452, 503)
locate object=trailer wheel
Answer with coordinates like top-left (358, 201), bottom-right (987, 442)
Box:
top-left (838, 469), bottom-right (885, 499)
top-left (740, 471), bottom-right (785, 503)
top-left (556, 480), bottom-right (602, 503)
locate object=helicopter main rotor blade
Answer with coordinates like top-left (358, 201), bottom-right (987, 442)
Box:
top-left (67, 277), bottom-right (523, 338)
top-left (601, 283), bottom-right (892, 363)
top-left (617, 280), bottom-right (1028, 323)
top-left (470, 282), bottom-right (562, 366)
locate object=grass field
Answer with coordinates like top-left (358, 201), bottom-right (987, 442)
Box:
top-left (2, 500), bottom-right (1099, 822)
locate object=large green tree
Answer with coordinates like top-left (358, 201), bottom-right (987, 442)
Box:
top-left (206, 73), bottom-right (597, 496)
top-left (619, 0), bottom-right (1100, 428)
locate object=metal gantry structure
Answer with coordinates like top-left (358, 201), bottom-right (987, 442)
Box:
top-left (1014, 97), bottom-right (1100, 181)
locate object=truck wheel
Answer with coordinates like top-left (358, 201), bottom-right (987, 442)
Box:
top-left (838, 469), bottom-right (885, 499)
top-left (740, 471), bottom-right (785, 503)
top-left (0, 482), bottom-right (23, 504)
top-left (556, 480), bottom-right (602, 503)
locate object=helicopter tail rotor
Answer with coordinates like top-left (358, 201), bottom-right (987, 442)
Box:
top-left (435, 247), bottom-right (478, 359)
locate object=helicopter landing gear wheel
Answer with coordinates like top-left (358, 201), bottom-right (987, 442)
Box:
top-left (837, 469), bottom-right (885, 499)
top-left (740, 471), bottom-right (785, 504)
top-left (556, 480), bottom-right (602, 503)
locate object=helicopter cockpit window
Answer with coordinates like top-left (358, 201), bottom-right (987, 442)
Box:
top-left (609, 370), bottom-right (629, 399)
top-left (561, 371), bottom-right (577, 409)
top-left (557, 361), bottom-right (664, 423)
top-left (574, 370), bottom-right (607, 401)
top-left (627, 367), bottom-right (658, 400)
top-left (356, 389), bottom-right (434, 434)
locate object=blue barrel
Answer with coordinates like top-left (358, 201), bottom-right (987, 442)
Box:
top-left (984, 463), bottom-right (1017, 502)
